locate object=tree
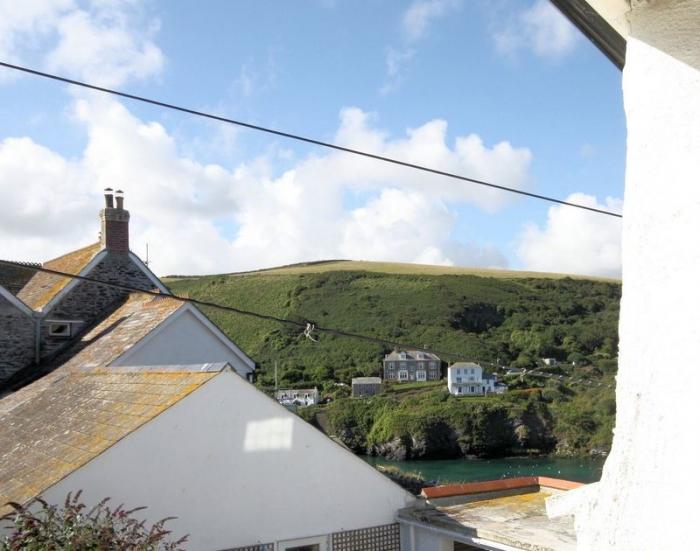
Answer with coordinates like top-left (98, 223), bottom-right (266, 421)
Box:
top-left (1, 492), bottom-right (187, 550)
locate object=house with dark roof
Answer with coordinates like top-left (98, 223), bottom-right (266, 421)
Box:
top-left (0, 189), bottom-right (254, 389)
top-left (383, 349), bottom-right (441, 382)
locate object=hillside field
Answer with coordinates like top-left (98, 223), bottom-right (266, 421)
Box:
top-left (165, 260), bottom-right (620, 456)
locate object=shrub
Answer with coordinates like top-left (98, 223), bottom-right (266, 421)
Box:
top-left (1, 491), bottom-right (187, 550)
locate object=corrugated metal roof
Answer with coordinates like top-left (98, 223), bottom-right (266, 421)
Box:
top-left (16, 242), bottom-right (103, 310)
top-left (0, 368), bottom-right (220, 515)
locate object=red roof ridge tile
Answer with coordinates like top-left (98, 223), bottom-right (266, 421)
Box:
top-left (421, 476), bottom-right (583, 499)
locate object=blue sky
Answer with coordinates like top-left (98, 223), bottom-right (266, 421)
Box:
top-left (0, 0), bottom-right (625, 276)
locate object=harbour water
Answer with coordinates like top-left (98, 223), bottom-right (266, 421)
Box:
top-left (361, 455), bottom-right (605, 484)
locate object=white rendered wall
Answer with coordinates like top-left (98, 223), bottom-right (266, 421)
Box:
top-left (111, 308), bottom-right (253, 376)
top-left (575, 1), bottom-right (700, 549)
top-left (42, 371), bottom-right (414, 550)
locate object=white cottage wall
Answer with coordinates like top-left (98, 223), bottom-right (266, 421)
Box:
top-left (575, 1), bottom-right (700, 549)
top-left (110, 307), bottom-right (253, 376)
top-left (41, 371), bottom-right (414, 550)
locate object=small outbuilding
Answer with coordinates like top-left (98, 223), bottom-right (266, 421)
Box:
top-left (352, 376), bottom-right (382, 397)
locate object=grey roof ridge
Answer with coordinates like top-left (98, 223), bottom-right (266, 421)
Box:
top-left (84, 362), bottom-right (233, 374)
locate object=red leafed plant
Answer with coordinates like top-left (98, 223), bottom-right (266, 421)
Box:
top-left (1, 491), bottom-right (188, 550)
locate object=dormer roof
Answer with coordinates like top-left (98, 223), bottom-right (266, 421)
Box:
top-left (16, 242), bottom-right (102, 311)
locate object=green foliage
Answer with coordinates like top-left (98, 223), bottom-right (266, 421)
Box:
top-left (166, 266), bottom-right (620, 456)
top-left (1, 492), bottom-right (187, 550)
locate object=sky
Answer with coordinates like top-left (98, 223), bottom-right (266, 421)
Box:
top-left (0, 0), bottom-right (626, 277)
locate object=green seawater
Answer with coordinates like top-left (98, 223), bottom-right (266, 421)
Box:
top-left (361, 455), bottom-right (605, 484)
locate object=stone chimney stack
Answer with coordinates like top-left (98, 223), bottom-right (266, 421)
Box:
top-left (99, 188), bottom-right (130, 252)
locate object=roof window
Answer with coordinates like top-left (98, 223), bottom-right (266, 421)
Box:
top-left (48, 322), bottom-right (72, 338)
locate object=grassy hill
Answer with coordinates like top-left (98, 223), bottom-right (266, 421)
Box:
top-left (165, 260), bottom-right (620, 456)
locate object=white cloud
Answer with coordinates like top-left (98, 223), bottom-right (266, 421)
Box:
top-left (231, 51), bottom-right (278, 98)
top-left (494, 0), bottom-right (578, 60)
top-left (0, 100), bottom-right (528, 274)
top-left (381, 0), bottom-right (460, 94)
top-left (402, 0), bottom-right (460, 41)
top-left (0, 0), bottom-right (163, 87)
top-left (516, 193), bottom-right (623, 278)
top-left (340, 189), bottom-right (506, 267)
top-left (379, 47), bottom-right (415, 95)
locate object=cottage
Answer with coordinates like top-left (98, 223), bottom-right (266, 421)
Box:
top-left (275, 387), bottom-right (319, 406)
top-left (0, 190), bottom-right (255, 393)
top-left (352, 376), bottom-right (382, 397)
top-left (447, 362), bottom-right (506, 396)
top-left (383, 349), bottom-right (440, 382)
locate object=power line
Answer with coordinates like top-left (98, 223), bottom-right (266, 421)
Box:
top-left (0, 259), bottom-right (466, 360)
top-left (0, 61), bottom-right (623, 219)
top-left (1, 258), bottom-right (612, 387)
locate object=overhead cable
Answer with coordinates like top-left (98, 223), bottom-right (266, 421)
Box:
top-left (0, 259), bottom-right (614, 388)
top-left (0, 61), bottom-right (622, 218)
top-left (0, 259), bottom-right (466, 360)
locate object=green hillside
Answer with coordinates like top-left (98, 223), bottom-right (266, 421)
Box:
top-left (165, 261), bottom-right (620, 456)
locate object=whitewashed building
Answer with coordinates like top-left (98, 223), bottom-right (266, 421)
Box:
top-left (447, 362), bottom-right (505, 396)
top-left (0, 364), bottom-right (415, 550)
top-left (275, 387), bottom-right (319, 406)
top-left (543, 2), bottom-right (700, 550)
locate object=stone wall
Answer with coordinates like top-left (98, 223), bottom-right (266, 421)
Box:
top-left (40, 253), bottom-right (158, 360)
top-left (0, 295), bottom-right (35, 383)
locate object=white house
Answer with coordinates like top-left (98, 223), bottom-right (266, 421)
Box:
top-left (0, 363), bottom-right (415, 550)
top-left (447, 362), bottom-right (505, 396)
top-left (275, 387), bottom-right (319, 406)
top-left (543, 2), bottom-right (700, 550)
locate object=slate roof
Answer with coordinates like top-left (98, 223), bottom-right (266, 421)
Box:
top-left (17, 242), bottom-right (103, 311)
top-left (0, 365), bottom-right (227, 515)
top-left (352, 377), bottom-right (382, 384)
top-left (0, 293), bottom-right (184, 414)
top-left (384, 350), bottom-right (440, 361)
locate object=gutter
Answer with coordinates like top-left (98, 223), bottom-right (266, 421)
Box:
top-left (549, 0), bottom-right (626, 70)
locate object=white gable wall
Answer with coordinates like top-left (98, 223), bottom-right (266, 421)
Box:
top-left (42, 370), bottom-right (414, 550)
top-left (111, 306), bottom-right (254, 376)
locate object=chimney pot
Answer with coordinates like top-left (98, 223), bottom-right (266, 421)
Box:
top-left (100, 190), bottom-right (130, 252)
top-left (115, 189), bottom-right (124, 210)
top-left (104, 188), bottom-right (114, 208)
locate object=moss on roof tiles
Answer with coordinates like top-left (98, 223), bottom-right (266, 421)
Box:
top-left (17, 242), bottom-right (103, 310)
top-left (0, 370), bottom-right (217, 515)
top-left (0, 294), bottom-right (183, 417)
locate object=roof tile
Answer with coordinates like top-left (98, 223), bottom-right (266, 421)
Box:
top-left (0, 370), bottom-right (217, 515)
top-left (17, 243), bottom-right (103, 310)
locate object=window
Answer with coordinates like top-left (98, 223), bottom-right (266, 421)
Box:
top-left (456, 377), bottom-right (462, 383)
top-left (278, 535), bottom-right (328, 551)
top-left (48, 322), bottom-right (71, 338)
top-left (416, 370), bottom-right (426, 382)
top-left (398, 370), bottom-right (409, 381)
top-left (470, 386), bottom-right (475, 393)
